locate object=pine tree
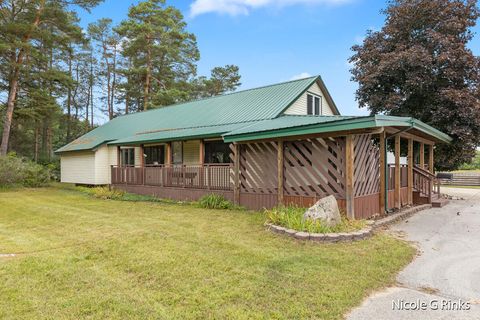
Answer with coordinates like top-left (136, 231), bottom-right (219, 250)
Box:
top-left (116, 0), bottom-right (200, 110)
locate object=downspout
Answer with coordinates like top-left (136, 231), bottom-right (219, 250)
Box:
top-left (384, 123), bottom-right (414, 214)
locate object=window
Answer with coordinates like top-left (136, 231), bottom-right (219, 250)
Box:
top-left (172, 141), bottom-right (183, 164)
top-left (145, 145), bottom-right (165, 166)
top-left (307, 94), bottom-right (322, 115)
top-left (205, 141), bottom-right (231, 164)
top-left (121, 148), bottom-right (135, 167)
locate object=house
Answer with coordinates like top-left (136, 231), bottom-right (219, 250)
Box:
top-left (56, 76), bottom-right (451, 218)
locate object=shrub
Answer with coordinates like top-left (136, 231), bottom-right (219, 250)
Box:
top-left (77, 186), bottom-right (163, 202)
top-left (198, 194), bottom-right (233, 209)
top-left (0, 153), bottom-right (52, 188)
top-left (265, 205), bottom-right (366, 234)
top-left (77, 186), bottom-right (125, 200)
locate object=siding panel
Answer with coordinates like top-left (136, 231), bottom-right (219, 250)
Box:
top-left (284, 82), bottom-right (334, 116)
top-left (61, 151), bottom-right (96, 184)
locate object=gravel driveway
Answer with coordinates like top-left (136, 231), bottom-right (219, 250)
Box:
top-left (347, 187), bottom-right (480, 320)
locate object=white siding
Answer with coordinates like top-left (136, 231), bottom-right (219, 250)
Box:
top-left (284, 82), bottom-right (335, 116)
top-left (61, 145), bottom-right (119, 185)
top-left (94, 145), bottom-right (119, 185)
top-left (183, 140), bottom-right (200, 165)
top-left (60, 151), bottom-right (96, 185)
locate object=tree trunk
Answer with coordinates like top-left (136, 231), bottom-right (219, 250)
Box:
top-left (66, 50), bottom-right (72, 142)
top-left (89, 49), bottom-right (94, 127)
top-left (34, 124), bottom-right (39, 162)
top-left (1, 1), bottom-right (45, 156)
top-left (111, 44), bottom-right (117, 117)
top-left (144, 41), bottom-right (152, 111)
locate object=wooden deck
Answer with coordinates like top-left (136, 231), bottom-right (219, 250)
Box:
top-left (111, 132), bottom-right (441, 218)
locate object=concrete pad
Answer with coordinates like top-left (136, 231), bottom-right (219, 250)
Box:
top-left (347, 287), bottom-right (480, 320)
top-left (347, 197), bottom-right (480, 319)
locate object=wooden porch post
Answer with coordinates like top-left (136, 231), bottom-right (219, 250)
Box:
top-left (139, 144), bottom-right (145, 167)
top-left (420, 142), bottom-right (425, 169)
top-left (345, 135), bottom-right (355, 219)
top-left (233, 143), bottom-right (240, 206)
top-left (199, 140), bottom-right (205, 165)
top-left (379, 131), bottom-right (386, 214)
top-left (166, 142), bottom-right (172, 166)
top-left (407, 138), bottom-right (413, 205)
top-left (394, 135), bottom-right (401, 209)
top-left (277, 140), bottom-right (284, 206)
top-left (139, 144), bottom-right (145, 185)
top-left (429, 144), bottom-right (434, 174)
top-left (199, 140), bottom-right (205, 189)
top-left (116, 146), bottom-right (121, 167)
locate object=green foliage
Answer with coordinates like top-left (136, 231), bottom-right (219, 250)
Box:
top-left (116, 0), bottom-right (200, 111)
top-left (77, 186), bottom-right (181, 203)
top-left (458, 150), bottom-right (480, 171)
top-left (265, 205), bottom-right (366, 234)
top-left (350, 0), bottom-right (480, 171)
top-left (198, 193), bottom-right (233, 210)
top-left (0, 153), bottom-right (52, 188)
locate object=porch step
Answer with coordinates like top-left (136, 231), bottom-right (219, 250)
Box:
top-left (432, 198), bottom-right (449, 208)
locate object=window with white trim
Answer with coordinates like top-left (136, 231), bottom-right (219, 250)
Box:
top-left (307, 94), bottom-right (322, 115)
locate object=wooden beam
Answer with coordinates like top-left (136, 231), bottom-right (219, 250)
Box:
top-left (233, 144), bottom-right (240, 206)
top-left (345, 135), bottom-right (355, 219)
top-left (277, 140), bottom-right (284, 206)
top-left (385, 128), bottom-right (435, 145)
top-left (379, 131), bottom-right (386, 214)
top-left (234, 128), bottom-right (384, 145)
top-left (429, 144), bottom-right (434, 174)
top-left (420, 142), bottom-right (425, 169)
top-left (407, 138), bottom-right (413, 205)
top-left (394, 135), bottom-right (401, 209)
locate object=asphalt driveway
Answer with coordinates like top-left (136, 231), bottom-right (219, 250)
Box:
top-left (347, 187), bottom-right (480, 320)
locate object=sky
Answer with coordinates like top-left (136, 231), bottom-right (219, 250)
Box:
top-left (78, 0), bottom-right (480, 117)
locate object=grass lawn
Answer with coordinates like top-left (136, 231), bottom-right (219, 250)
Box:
top-left (0, 187), bottom-right (415, 320)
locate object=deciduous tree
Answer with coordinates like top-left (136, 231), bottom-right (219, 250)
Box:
top-left (350, 0), bottom-right (480, 170)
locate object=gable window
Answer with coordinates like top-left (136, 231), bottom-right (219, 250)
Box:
top-left (307, 94), bottom-right (322, 115)
top-left (145, 145), bottom-right (165, 166)
top-left (205, 141), bottom-right (231, 164)
top-left (121, 148), bottom-right (135, 167)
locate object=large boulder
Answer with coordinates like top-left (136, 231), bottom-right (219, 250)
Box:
top-left (303, 195), bottom-right (341, 227)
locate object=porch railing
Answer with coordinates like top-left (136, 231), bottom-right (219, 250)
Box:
top-left (111, 164), bottom-right (233, 191)
top-left (413, 165), bottom-right (440, 201)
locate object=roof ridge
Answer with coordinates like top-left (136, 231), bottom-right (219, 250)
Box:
top-left (111, 75), bottom-right (320, 120)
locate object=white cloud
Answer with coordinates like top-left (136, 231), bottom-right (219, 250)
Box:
top-left (190, 0), bottom-right (353, 17)
top-left (290, 72), bottom-right (312, 80)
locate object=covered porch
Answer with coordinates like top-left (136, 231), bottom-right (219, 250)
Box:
top-left (110, 116), bottom-right (451, 219)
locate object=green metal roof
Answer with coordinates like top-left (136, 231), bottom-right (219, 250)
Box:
top-left (56, 75), bottom-right (451, 153)
top-left (57, 76), bottom-right (327, 153)
top-left (109, 123), bottom-right (248, 146)
top-left (223, 115), bottom-right (452, 143)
